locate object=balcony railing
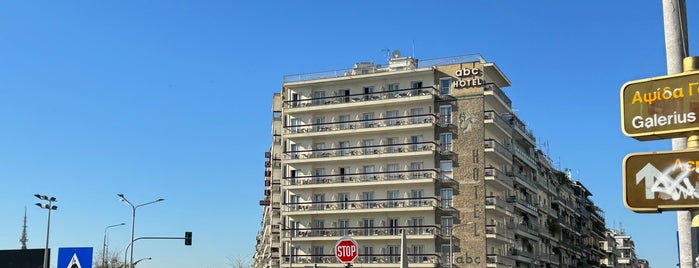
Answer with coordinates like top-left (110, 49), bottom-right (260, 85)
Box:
top-left (484, 83), bottom-right (512, 106)
top-left (486, 253), bottom-right (515, 266)
top-left (284, 197), bottom-right (440, 212)
top-left (283, 86), bottom-right (436, 109)
top-left (285, 169), bottom-right (439, 186)
top-left (509, 114), bottom-right (536, 143)
top-left (485, 196), bottom-right (512, 212)
top-left (284, 141), bottom-right (437, 160)
top-left (285, 114), bottom-right (437, 134)
top-left (513, 146), bottom-right (537, 168)
top-left (484, 110), bottom-right (511, 132)
top-left (283, 254), bottom-right (442, 265)
top-left (484, 167), bottom-right (513, 185)
top-left (283, 225), bottom-right (440, 238)
top-left (485, 224), bottom-right (514, 241)
top-left (484, 139), bottom-right (513, 159)
top-left (506, 195), bottom-right (539, 214)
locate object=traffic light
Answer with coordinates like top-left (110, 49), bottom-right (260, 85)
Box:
top-left (185, 231), bottom-right (192, 246)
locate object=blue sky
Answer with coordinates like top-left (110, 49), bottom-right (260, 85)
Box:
top-left (0, 1), bottom-right (695, 267)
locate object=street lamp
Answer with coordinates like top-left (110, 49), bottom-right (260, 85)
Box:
top-left (35, 194), bottom-right (57, 268)
top-left (117, 194), bottom-right (164, 268)
top-left (103, 223), bottom-right (125, 268)
top-left (134, 257), bottom-right (152, 266)
top-left (449, 222), bottom-right (475, 268)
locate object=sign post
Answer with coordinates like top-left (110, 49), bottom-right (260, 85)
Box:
top-left (335, 237), bottom-right (358, 267)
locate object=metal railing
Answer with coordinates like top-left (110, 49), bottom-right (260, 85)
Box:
top-left (285, 170), bottom-right (439, 186)
top-left (283, 86), bottom-right (436, 109)
top-left (285, 114), bottom-right (437, 134)
top-left (284, 141), bottom-right (437, 160)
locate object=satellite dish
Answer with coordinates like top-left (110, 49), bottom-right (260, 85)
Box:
top-left (392, 50), bottom-right (401, 58)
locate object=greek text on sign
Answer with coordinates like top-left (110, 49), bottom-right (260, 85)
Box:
top-left (620, 71), bottom-right (699, 140)
top-left (623, 149), bottom-right (699, 212)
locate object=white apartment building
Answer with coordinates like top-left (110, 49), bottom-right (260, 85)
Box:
top-left (254, 53), bottom-right (610, 268)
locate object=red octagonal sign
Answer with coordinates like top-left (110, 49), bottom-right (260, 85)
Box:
top-left (335, 237), bottom-right (358, 263)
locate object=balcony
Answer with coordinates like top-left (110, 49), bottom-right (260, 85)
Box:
top-left (284, 141), bottom-right (437, 164)
top-left (513, 146), bottom-right (537, 169)
top-left (484, 83), bottom-right (512, 111)
top-left (284, 197), bottom-right (440, 214)
top-left (484, 110), bottom-right (511, 136)
top-left (285, 114), bottom-right (437, 137)
top-left (285, 169), bottom-right (439, 188)
top-left (485, 224), bottom-right (514, 244)
top-left (486, 253), bottom-right (515, 267)
top-left (283, 86), bottom-right (436, 111)
top-left (484, 196), bottom-right (512, 216)
top-left (484, 167), bottom-right (513, 190)
top-left (512, 172), bottom-right (536, 193)
top-left (508, 114), bottom-right (536, 145)
top-left (506, 195), bottom-right (539, 216)
top-left (283, 253), bottom-right (441, 266)
top-left (283, 225), bottom-right (440, 240)
top-left (484, 139), bottom-right (513, 163)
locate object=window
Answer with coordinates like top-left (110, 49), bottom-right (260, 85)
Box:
top-left (440, 160), bottom-right (453, 180)
top-left (441, 216), bottom-right (453, 236)
top-left (411, 245), bottom-right (424, 263)
top-left (363, 139), bottom-right (375, 155)
top-left (314, 117), bottom-right (325, 131)
top-left (411, 81), bottom-right (423, 96)
top-left (411, 189), bottom-right (424, 207)
top-left (411, 217), bottom-right (424, 235)
top-left (337, 192), bottom-right (350, 209)
top-left (387, 163), bottom-right (399, 180)
top-left (440, 78), bottom-right (452, 95)
top-left (312, 220), bottom-right (324, 236)
top-left (362, 191), bottom-right (374, 208)
top-left (312, 91), bottom-right (325, 105)
top-left (410, 108), bottom-right (423, 124)
top-left (441, 244), bottom-right (451, 265)
top-left (388, 83), bottom-right (400, 91)
top-left (410, 162), bottom-right (424, 178)
top-left (363, 218), bottom-right (375, 235)
top-left (388, 218), bottom-right (399, 235)
top-left (441, 188), bottom-right (453, 208)
top-left (339, 115), bottom-right (350, 130)
top-left (339, 141), bottom-right (350, 156)
top-left (364, 86), bottom-right (375, 100)
top-left (386, 110), bottom-right (399, 126)
top-left (289, 195), bottom-right (299, 210)
top-left (410, 135), bottom-right (423, 151)
top-left (290, 118), bottom-right (300, 133)
top-left (440, 105), bottom-right (452, 125)
top-left (290, 144), bottom-right (299, 159)
top-left (314, 168), bottom-right (326, 183)
top-left (387, 137), bottom-right (399, 153)
top-left (387, 190), bottom-right (399, 207)
top-left (338, 89), bottom-right (350, 103)
top-left (363, 112), bottom-right (375, 128)
top-left (338, 219), bottom-right (350, 236)
top-left (440, 133), bottom-right (452, 152)
top-left (312, 246), bottom-right (324, 263)
top-left (363, 246), bottom-right (374, 262)
top-left (388, 245), bottom-right (400, 263)
top-left (313, 194), bottom-right (325, 210)
top-left (363, 165), bottom-right (375, 181)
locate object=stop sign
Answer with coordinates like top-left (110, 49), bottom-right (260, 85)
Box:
top-left (335, 237), bottom-right (358, 263)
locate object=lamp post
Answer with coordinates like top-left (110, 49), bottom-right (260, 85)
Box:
top-left (103, 223), bottom-right (125, 268)
top-left (34, 194), bottom-right (57, 268)
top-left (117, 194), bottom-right (164, 268)
top-left (449, 222), bottom-right (474, 268)
top-left (133, 257), bottom-right (152, 266)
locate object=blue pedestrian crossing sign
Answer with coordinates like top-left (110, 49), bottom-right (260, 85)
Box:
top-left (58, 247), bottom-right (93, 268)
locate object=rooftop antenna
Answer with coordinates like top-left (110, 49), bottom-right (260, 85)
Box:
top-left (19, 207), bottom-right (28, 249)
top-left (381, 48), bottom-right (391, 61)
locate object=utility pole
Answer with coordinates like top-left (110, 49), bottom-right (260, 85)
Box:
top-left (662, 0), bottom-right (691, 267)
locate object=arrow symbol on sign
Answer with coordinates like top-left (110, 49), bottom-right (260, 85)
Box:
top-left (636, 163), bottom-right (661, 199)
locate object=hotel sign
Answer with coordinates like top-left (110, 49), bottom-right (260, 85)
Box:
top-left (623, 150), bottom-right (699, 212)
top-left (620, 71), bottom-right (699, 140)
top-left (453, 68), bottom-right (483, 88)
